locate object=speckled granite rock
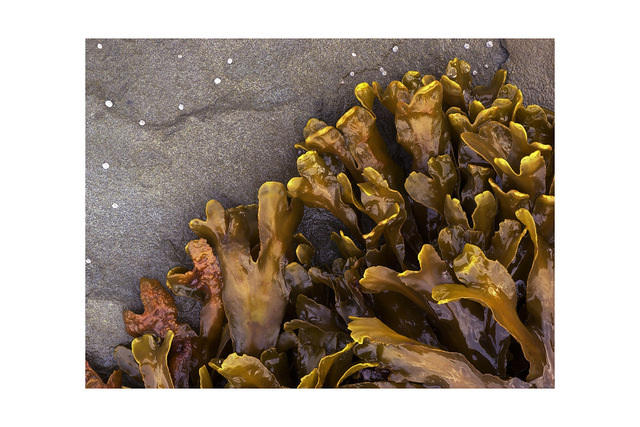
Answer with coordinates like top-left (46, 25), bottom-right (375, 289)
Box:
top-left (85, 38), bottom-right (554, 381)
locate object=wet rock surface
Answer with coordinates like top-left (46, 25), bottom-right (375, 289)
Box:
top-left (85, 38), bottom-right (554, 380)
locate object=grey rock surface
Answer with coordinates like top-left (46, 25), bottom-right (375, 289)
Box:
top-left (85, 38), bottom-right (553, 382)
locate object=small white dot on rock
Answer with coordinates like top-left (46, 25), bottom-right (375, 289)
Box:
top-left (97, 43), bottom-right (102, 49)
top-left (392, 46), bottom-right (398, 53)
top-left (178, 54), bottom-right (183, 59)
top-left (178, 104), bottom-right (184, 110)
top-left (86, 258), bottom-right (92, 264)
top-left (214, 78), bottom-right (221, 84)
top-left (472, 70), bottom-right (478, 76)
top-left (486, 40), bottom-right (493, 48)
top-left (227, 58), bottom-right (233, 64)
top-left (102, 162), bottom-right (109, 169)
top-left (352, 52), bottom-right (357, 57)
top-left (112, 203), bottom-right (119, 209)
top-left (349, 71), bottom-right (355, 76)
top-left (105, 100), bottom-right (113, 108)
top-left (484, 64), bottom-right (489, 69)
top-left (381, 70), bottom-right (387, 76)
top-left (340, 80), bottom-right (345, 85)
top-left (139, 120), bottom-right (145, 126)
top-left (464, 43), bottom-right (470, 49)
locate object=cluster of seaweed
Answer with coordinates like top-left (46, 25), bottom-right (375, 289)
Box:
top-left (86, 58), bottom-right (554, 388)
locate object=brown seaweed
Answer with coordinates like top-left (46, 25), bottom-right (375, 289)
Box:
top-left (92, 58), bottom-right (554, 388)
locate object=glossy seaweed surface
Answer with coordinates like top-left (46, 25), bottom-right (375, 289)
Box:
top-left (86, 58), bottom-right (554, 388)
